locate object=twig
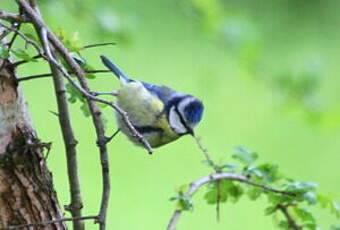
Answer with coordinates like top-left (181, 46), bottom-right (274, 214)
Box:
top-left (10, 54), bottom-right (42, 67)
top-left (16, 3), bottom-right (152, 230)
top-left (18, 69), bottom-right (111, 82)
top-left (7, 23), bottom-right (21, 50)
top-left (277, 204), bottom-right (302, 230)
top-left (15, 3), bottom-right (152, 230)
top-left (40, 27), bottom-right (84, 230)
top-left (18, 72), bottom-right (51, 81)
top-left (216, 180), bottom-right (221, 221)
top-left (194, 136), bottom-right (215, 169)
top-left (0, 21), bottom-right (45, 58)
top-left (166, 172), bottom-right (295, 230)
top-left (0, 10), bottom-right (29, 23)
top-left (3, 215), bottom-right (98, 230)
top-left (0, 24), bottom-right (13, 41)
top-left (82, 42), bottom-right (116, 50)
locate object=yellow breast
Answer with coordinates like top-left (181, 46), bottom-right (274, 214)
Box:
top-left (115, 82), bottom-right (180, 148)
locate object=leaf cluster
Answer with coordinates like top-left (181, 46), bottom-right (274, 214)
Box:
top-left (171, 146), bottom-right (340, 230)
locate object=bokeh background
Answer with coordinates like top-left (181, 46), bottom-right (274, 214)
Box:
top-left (2, 0), bottom-right (340, 229)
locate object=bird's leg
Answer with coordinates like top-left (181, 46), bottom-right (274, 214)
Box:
top-left (90, 90), bottom-right (118, 97)
top-left (104, 129), bottom-right (120, 143)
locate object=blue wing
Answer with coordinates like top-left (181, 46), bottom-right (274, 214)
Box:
top-left (141, 82), bottom-right (178, 104)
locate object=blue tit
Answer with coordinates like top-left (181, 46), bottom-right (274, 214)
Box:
top-left (100, 55), bottom-right (204, 148)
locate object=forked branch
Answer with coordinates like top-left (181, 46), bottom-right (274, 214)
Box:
top-left (166, 172), bottom-right (295, 230)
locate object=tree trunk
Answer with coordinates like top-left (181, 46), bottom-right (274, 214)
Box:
top-left (0, 39), bottom-right (67, 229)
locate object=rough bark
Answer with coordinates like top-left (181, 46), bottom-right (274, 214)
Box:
top-left (0, 42), bottom-right (67, 229)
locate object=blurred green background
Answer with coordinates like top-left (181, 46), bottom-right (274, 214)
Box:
top-left (2, 0), bottom-right (340, 229)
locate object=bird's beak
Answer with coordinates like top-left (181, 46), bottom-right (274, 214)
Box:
top-left (188, 128), bottom-right (195, 137)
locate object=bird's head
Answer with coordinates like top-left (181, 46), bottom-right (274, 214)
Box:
top-left (168, 96), bottom-right (204, 136)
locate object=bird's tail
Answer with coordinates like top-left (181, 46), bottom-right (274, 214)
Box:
top-left (100, 55), bottom-right (130, 84)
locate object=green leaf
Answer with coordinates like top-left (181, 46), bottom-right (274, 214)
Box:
top-left (98, 103), bottom-right (108, 108)
top-left (176, 184), bottom-right (189, 194)
top-left (85, 73), bottom-right (96, 79)
top-left (80, 103), bottom-right (91, 117)
top-left (247, 187), bottom-right (262, 201)
top-left (219, 163), bottom-right (238, 170)
top-left (256, 163), bottom-right (281, 183)
top-left (232, 146), bottom-right (258, 165)
top-left (267, 193), bottom-right (295, 206)
top-left (69, 52), bottom-right (97, 79)
top-left (284, 182), bottom-right (318, 194)
top-left (293, 207), bottom-right (316, 224)
top-left (245, 163), bottom-right (282, 183)
top-left (0, 45), bottom-right (10, 59)
top-left (227, 183), bottom-right (244, 203)
top-left (176, 195), bottom-right (193, 211)
top-left (66, 83), bottom-right (84, 103)
top-left (264, 206), bottom-right (277, 215)
top-left (23, 32), bottom-right (40, 44)
top-left (303, 223), bottom-right (318, 230)
top-left (171, 184), bottom-right (193, 211)
top-left (204, 180), bottom-right (243, 204)
top-left (278, 220), bottom-right (289, 230)
top-left (56, 29), bottom-right (82, 52)
top-left (11, 48), bottom-right (37, 62)
top-left (303, 191), bottom-right (317, 205)
top-left (204, 181), bottom-right (228, 204)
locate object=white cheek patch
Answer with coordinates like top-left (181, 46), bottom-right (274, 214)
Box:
top-left (169, 106), bottom-right (187, 134)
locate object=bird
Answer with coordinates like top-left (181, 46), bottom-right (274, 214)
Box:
top-left (100, 55), bottom-right (204, 148)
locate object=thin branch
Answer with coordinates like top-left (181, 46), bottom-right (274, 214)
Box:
top-left (194, 136), bottom-right (216, 169)
top-left (166, 172), bottom-right (295, 230)
top-left (40, 27), bottom-right (84, 230)
top-left (0, 25), bottom-right (12, 41)
top-left (91, 91), bottom-right (119, 97)
top-left (18, 72), bottom-right (51, 81)
top-left (7, 23), bottom-right (21, 50)
top-left (18, 69), bottom-right (111, 82)
top-left (0, 21), bottom-right (45, 58)
top-left (4, 215), bottom-right (98, 230)
top-left (10, 54), bottom-right (42, 67)
top-left (277, 204), bottom-right (302, 230)
top-left (14, 3), bottom-right (152, 230)
top-left (0, 10), bottom-right (29, 23)
top-left (82, 42), bottom-right (116, 50)
top-left (15, 3), bottom-right (152, 230)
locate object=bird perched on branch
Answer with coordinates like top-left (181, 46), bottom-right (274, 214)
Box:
top-left (100, 55), bottom-right (204, 148)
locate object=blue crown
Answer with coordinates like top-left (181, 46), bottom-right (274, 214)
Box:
top-left (184, 100), bottom-right (204, 124)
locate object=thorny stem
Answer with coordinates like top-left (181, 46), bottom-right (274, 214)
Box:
top-left (194, 136), bottom-right (216, 170)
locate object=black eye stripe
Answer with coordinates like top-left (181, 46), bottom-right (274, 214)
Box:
top-left (174, 106), bottom-right (191, 134)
